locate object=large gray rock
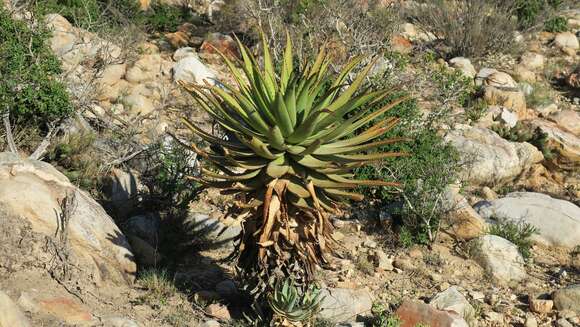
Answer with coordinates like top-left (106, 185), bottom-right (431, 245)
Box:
top-left (445, 125), bottom-right (543, 186)
top-left (0, 291), bottom-right (30, 327)
top-left (471, 235), bottom-right (526, 283)
top-left (0, 153), bottom-right (136, 286)
top-left (475, 192), bottom-right (580, 248)
top-left (318, 288), bottom-right (373, 322)
top-left (430, 286), bottom-right (475, 320)
top-left (553, 284), bottom-right (580, 312)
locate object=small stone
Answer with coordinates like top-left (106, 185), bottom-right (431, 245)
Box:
top-left (408, 247), bottom-right (423, 259)
top-left (481, 187), bottom-right (497, 201)
top-left (486, 293), bottom-right (499, 306)
top-left (202, 320), bottom-right (220, 327)
top-left (519, 52), bottom-right (545, 70)
top-left (553, 284), bottom-right (580, 312)
top-left (554, 32), bottom-right (579, 50)
top-left (393, 258), bottom-right (415, 271)
top-left (363, 239), bottom-right (377, 249)
top-left (536, 103), bottom-right (559, 118)
top-left (395, 300), bottom-right (469, 327)
top-left (469, 291), bottom-right (485, 302)
top-left (484, 312), bottom-right (504, 323)
top-left (499, 108), bottom-right (518, 128)
top-left (556, 318), bottom-right (573, 327)
top-left (206, 303), bottom-right (231, 321)
top-left (449, 57), bottom-right (476, 79)
top-left (430, 286), bottom-right (475, 319)
top-left (524, 314), bottom-right (538, 327)
top-left (529, 298), bottom-right (553, 314)
top-left (373, 249), bottom-right (394, 271)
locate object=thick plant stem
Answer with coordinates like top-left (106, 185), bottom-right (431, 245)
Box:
top-left (2, 111), bottom-right (17, 153)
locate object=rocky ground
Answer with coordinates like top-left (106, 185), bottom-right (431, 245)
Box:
top-left (0, 1), bottom-right (579, 327)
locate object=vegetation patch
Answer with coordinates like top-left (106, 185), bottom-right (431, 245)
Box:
top-left (488, 219), bottom-right (538, 259)
top-left (407, 0), bottom-right (519, 58)
top-left (0, 8), bottom-right (72, 128)
top-left (31, 0), bottom-right (196, 34)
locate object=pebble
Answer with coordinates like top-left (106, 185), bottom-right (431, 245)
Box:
top-left (524, 314), bottom-right (538, 327)
top-left (529, 298), bottom-right (553, 314)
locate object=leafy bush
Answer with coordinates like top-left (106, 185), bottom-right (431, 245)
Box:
top-left (515, 0), bottom-right (565, 29)
top-left (488, 219), bottom-right (538, 259)
top-left (354, 92), bottom-right (460, 245)
top-left (0, 8), bottom-right (72, 126)
top-left (491, 123), bottom-right (554, 160)
top-left (407, 0), bottom-right (519, 58)
top-left (32, 0), bottom-right (194, 33)
top-left (544, 16), bottom-right (568, 32)
top-left (369, 303), bottom-right (402, 327)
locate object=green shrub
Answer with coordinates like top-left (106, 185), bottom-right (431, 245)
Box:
top-left (0, 8), bottom-right (72, 126)
top-left (354, 89), bottom-right (460, 244)
top-left (407, 0), bottom-right (519, 58)
top-left (544, 16), bottom-right (568, 32)
top-left (515, 0), bottom-right (564, 29)
top-left (32, 0), bottom-right (194, 34)
top-left (369, 303), bottom-right (402, 327)
top-left (488, 219), bottom-right (538, 259)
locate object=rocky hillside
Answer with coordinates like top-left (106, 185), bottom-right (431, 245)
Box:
top-left (0, 0), bottom-right (579, 326)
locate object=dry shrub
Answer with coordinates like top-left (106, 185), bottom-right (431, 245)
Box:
top-left (407, 0), bottom-right (520, 59)
top-left (216, 0), bottom-right (401, 63)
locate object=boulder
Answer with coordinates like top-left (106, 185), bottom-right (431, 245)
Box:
top-left (173, 56), bottom-right (217, 86)
top-left (528, 119), bottom-right (580, 171)
top-left (0, 153), bottom-right (136, 286)
top-left (430, 286), bottom-right (475, 320)
top-left (0, 291), bottom-right (31, 327)
top-left (395, 300), bottom-right (468, 327)
top-left (449, 57), bottom-right (476, 79)
top-left (475, 192), bottom-right (580, 248)
top-left (318, 288), bottom-right (373, 322)
top-left (444, 125), bottom-right (543, 186)
top-left (471, 235), bottom-right (526, 283)
top-left (553, 284), bottom-right (580, 312)
top-left (554, 32), bottom-right (579, 50)
top-left (442, 185), bottom-right (486, 240)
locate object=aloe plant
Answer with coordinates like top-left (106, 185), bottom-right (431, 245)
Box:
top-left (181, 32), bottom-right (408, 284)
top-left (268, 279), bottom-right (323, 326)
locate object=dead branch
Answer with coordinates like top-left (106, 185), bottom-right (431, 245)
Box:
top-left (2, 111), bottom-right (18, 153)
